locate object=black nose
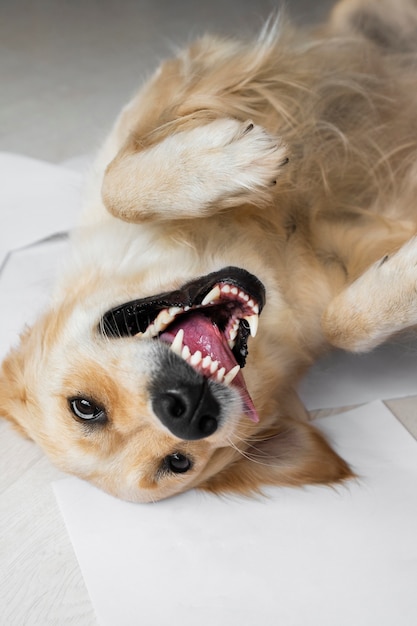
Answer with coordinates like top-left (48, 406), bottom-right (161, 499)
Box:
top-left (152, 379), bottom-right (221, 440)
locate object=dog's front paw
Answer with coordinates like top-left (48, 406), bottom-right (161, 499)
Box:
top-left (102, 117), bottom-right (288, 223)
top-left (216, 119), bottom-right (289, 202)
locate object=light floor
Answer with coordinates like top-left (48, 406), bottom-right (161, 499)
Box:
top-left (1, 1), bottom-right (416, 624)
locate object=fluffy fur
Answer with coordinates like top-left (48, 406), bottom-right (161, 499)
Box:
top-left (2, 0), bottom-right (417, 502)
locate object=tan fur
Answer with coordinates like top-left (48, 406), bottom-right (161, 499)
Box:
top-left (1, 0), bottom-right (417, 502)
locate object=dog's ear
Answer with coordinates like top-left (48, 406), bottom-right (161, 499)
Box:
top-left (0, 332), bottom-right (33, 439)
top-left (200, 415), bottom-right (352, 496)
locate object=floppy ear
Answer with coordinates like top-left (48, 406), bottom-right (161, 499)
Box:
top-left (200, 415), bottom-right (352, 496)
top-left (0, 334), bottom-right (33, 439)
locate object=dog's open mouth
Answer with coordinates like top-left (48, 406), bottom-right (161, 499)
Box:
top-left (100, 267), bottom-right (265, 421)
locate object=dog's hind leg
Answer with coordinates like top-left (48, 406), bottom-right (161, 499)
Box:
top-left (322, 236), bottom-right (417, 352)
top-left (101, 118), bottom-right (288, 223)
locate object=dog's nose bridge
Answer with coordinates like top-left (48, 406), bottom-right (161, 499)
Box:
top-left (151, 379), bottom-right (221, 440)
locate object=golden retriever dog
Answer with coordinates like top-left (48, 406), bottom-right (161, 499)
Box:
top-left (1, 0), bottom-right (417, 502)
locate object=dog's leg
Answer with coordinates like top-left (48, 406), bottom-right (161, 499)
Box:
top-left (322, 236), bottom-right (417, 351)
top-left (102, 118), bottom-right (288, 223)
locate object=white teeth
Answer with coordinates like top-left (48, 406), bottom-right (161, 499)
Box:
top-left (170, 337), bottom-right (241, 387)
top-left (142, 323), bottom-right (157, 338)
top-left (210, 360), bottom-right (219, 375)
top-left (224, 364), bottom-right (240, 385)
top-left (159, 310), bottom-right (174, 325)
top-left (170, 329), bottom-right (184, 355)
top-left (244, 314), bottom-right (259, 337)
top-left (139, 282), bottom-right (261, 387)
top-left (216, 367), bottom-right (226, 382)
top-left (190, 350), bottom-right (202, 366)
top-left (181, 345), bottom-right (191, 360)
top-left (201, 285), bottom-right (221, 306)
top-left (228, 320), bottom-right (239, 342)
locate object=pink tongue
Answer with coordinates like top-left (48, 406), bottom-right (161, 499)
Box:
top-left (160, 313), bottom-right (259, 422)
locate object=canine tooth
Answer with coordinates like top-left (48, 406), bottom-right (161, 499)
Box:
top-left (216, 367), bottom-right (226, 382)
top-left (201, 285), bottom-right (221, 306)
top-left (170, 329), bottom-right (184, 355)
top-left (190, 350), bottom-right (202, 366)
top-left (182, 345), bottom-right (191, 360)
top-left (224, 364), bottom-right (240, 385)
top-left (202, 355), bottom-right (212, 369)
top-left (228, 339), bottom-right (236, 350)
top-left (244, 314), bottom-right (259, 337)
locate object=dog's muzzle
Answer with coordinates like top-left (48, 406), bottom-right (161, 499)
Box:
top-left (99, 267), bottom-right (266, 433)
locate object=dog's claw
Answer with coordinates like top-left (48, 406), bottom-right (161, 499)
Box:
top-left (243, 122), bottom-right (254, 135)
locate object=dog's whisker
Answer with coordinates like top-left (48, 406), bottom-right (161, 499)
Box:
top-left (226, 436), bottom-right (273, 467)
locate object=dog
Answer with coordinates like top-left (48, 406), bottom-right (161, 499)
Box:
top-left (1, 0), bottom-right (417, 503)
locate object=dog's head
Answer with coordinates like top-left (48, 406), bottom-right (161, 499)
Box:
top-left (0, 265), bottom-right (351, 502)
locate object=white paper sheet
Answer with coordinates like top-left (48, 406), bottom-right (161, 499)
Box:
top-left (299, 335), bottom-right (417, 409)
top-left (0, 237), bottom-right (70, 361)
top-left (53, 401), bottom-right (417, 626)
top-left (0, 152), bottom-right (81, 268)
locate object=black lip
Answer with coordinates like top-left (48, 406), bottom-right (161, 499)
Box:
top-left (99, 267), bottom-right (265, 340)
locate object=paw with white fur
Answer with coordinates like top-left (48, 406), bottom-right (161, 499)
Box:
top-left (322, 236), bottom-right (417, 351)
top-left (102, 118), bottom-right (288, 222)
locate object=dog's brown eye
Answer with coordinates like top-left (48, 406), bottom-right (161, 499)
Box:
top-left (164, 453), bottom-right (193, 474)
top-left (68, 397), bottom-right (106, 423)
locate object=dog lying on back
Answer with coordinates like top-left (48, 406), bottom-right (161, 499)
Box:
top-left (1, 0), bottom-right (417, 502)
